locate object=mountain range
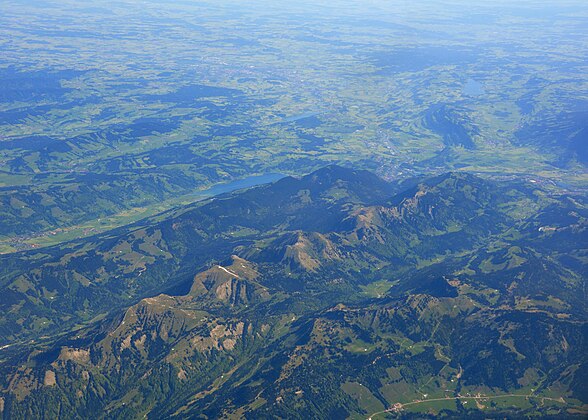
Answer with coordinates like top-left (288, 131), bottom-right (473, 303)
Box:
top-left (0, 166), bottom-right (586, 418)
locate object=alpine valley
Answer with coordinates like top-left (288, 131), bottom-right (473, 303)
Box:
top-left (0, 166), bottom-right (586, 418)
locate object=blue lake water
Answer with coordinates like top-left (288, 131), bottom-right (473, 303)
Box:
top-left (197, 173), bottom-right (286, 198)
top-left (463, 79), bottom-right (485, 96)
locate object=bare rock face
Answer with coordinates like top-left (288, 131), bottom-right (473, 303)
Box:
top-left (282, 232), bottom-right (341, 272)
top-left (59, 348), bottom-right (91, 364)
top-left (191, 322), bottom-right (247, 352)
top-left (43, 370), bottom-right (56, 387)
top-left (215, 278), bottom-right (249, 305)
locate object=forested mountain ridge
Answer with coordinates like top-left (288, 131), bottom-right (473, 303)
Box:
top-left (0, 166), bottom-right (586, 418)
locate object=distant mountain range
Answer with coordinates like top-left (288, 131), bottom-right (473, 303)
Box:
top-left (0, 166), bottom-right (586, 418)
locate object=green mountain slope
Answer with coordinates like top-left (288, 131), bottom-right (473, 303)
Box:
top-left (0, 166), bottom-right (586, 418)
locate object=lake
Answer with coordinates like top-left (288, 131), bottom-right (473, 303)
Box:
top-left (196, 173), bottom-right (286, 199)
top-left (463, 79), bottom-right (485, 96)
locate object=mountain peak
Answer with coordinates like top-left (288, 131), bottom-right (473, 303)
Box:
top-left (290, 164), bottom-right (396, 204)
top-left (302, 164), bottom-right (383, 185)
top-left (304, 164), bottom-right (363, 179)
top-left (189, 256), bottom-right (269, 305)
